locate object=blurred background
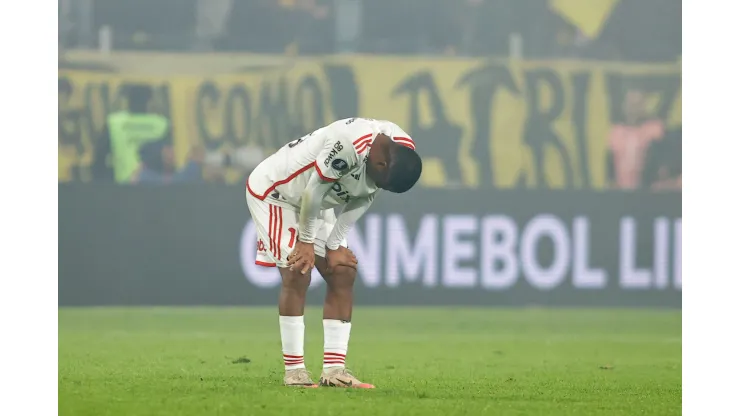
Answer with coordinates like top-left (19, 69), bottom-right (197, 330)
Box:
top-left (58, 0), bottom-right (681, 307)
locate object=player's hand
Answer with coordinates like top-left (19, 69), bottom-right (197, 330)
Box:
top-left (287, 241), bottom-right (315, 275)
top-left (325, 246), bottom-right (358, 274)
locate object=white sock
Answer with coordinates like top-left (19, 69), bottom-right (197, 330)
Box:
top-left (280, 315), bottom-right (305, 370)
top-left (323, 319), bottom-right (352, 369)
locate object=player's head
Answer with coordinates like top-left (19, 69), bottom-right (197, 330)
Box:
top-left (367, 134), bottom-right (422, 193)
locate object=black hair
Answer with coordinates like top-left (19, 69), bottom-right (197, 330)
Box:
top-left (138, 140), bottom-right (168, 173)
top-left (127, 84), bottom-right (152, 113)
top-left (387, 144), bottom-right (422, 193)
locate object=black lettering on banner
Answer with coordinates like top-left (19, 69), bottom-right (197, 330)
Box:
top-left (195, 81), bottom-right (225, 149)
top-left (194, 68), bottom-right (357, 153)
top-left (321, 64), bottom-right (359, 120)
top-left (197, 79), bottom-right (282, 150)
top-left (456, 64), bottom-right (520, 187)
top-left (570, 71), bottom-right (593, 188)
top-left (393, 71), bottom-right (464, 184)
top-left (196, 81), bottom-right (251, 150)
top-left (225, 85), bottom-right (252, 146)
top-left (257, 77), bottom-right (291, 149)
top-left (522, 68), bottom-right (574, 189)
top-left (58, 77), bottom-right (83, 153)
top-left (294, 75), bottom-right (325, 138)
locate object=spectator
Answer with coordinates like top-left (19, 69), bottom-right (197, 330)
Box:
top-left (606, 90), bottom-right (665, 190)
top-left (642, 126), bottom-right (682, 190)
top-left (91, 84), bottom-right (171, 183)
top-left (131, 141), bottom-right (203, 184)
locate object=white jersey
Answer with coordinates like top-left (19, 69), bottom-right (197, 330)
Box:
top-left (247, 118), bottom-right (415, 210)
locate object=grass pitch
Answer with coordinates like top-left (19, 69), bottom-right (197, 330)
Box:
top-left (59, 307), bottom-right (681, 416)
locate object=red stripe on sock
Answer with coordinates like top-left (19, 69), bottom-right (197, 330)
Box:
top-left (323, 352), bottom-right (346, 357)
top-left (283, 354), bottom-right (303, 359)
top-left (323, 360), bottom-right (345, 365)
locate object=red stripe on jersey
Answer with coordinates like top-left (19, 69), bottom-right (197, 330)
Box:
top-left (354, 137), bottom-right (372, 149)
top-left (356, 140), bottom-right (372, 154)
top-left (314, 162), bottom-right (338, 182)
top-left (393, 136), bottom-right (415, 150)
top-left (353, 133), bottom-right (373, 146)
top-left (246, 163), bottom-right (315, 201)
top-left (255, 260), bottom-right (276, 267)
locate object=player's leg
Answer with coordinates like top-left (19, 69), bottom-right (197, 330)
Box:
top-left (276, 265), bottom-right (314, 387)
top-left (312, 213), bottom-right (375, 389)
top-left (245, 193), bottom-right (316, 387)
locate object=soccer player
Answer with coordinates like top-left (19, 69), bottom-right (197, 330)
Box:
top-left (245, 118), bottom-right (422, 388)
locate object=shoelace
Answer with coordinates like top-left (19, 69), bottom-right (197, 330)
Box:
top-left (338, 368), bottom-right (356, 379)
top-left (291, 369), bottom-right (314, 382)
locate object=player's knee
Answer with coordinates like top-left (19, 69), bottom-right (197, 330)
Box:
top-left (280, 270), bottom-right (311, 292)
top-left (326, 265), bottom-right (356, 290)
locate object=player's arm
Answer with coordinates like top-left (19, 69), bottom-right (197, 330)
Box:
top-left (325, 193), bottom-right (375, 250)
top-left (297, 171), bottom-right (334, 244)
top-left (288, 171), bottom-right (333, 274)
top-left (297, 128), bottom-right (360, 241)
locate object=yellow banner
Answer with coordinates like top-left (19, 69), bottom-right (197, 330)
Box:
top-left (59, 57), bottom-right (681, 189)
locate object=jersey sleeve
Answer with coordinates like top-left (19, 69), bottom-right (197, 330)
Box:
top-left (387, 122), bottom-right (415, 150)
top-left (325, 193), bottom-right (376, 250)
top-left (313, 122), bottom-right (369, 182)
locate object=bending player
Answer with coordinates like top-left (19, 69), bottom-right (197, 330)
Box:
top-left (245, 118), bottom-right (422, 388)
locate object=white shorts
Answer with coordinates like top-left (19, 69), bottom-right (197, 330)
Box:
top-left (245, 189), bottom-right (348, 268)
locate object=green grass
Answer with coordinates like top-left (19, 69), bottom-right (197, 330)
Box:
top-left (59, 308), bottom-right (681, 416)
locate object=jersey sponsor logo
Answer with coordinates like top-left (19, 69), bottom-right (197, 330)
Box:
top-left (331, 182), bottom-right (352, 203)
top-left (323, 141), bottom-right (344, 167)
top-left (351, 173), bottom-right (361, 180)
